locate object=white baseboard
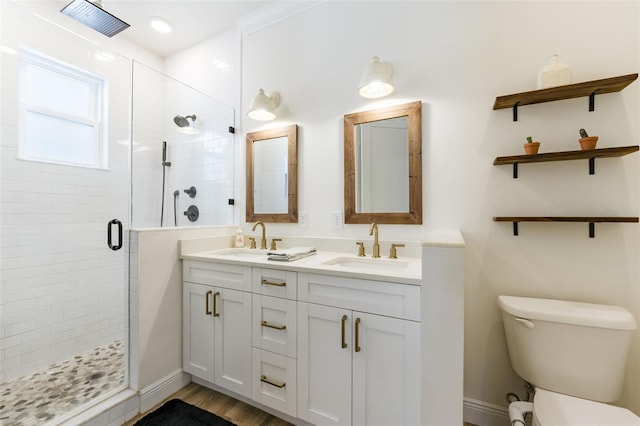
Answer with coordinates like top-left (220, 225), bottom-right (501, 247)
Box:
top-left (463, 397), bottom-right (510, 426)
top-left (139, 370), bottom-right (191, 413)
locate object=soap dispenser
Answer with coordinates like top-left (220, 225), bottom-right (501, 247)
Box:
top-left (537, 54), bottom-right (572, 89)
top-left (234, 226), bottom-right (245, 248)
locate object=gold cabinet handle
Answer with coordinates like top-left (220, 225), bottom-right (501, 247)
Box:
top-left (205, 290), bottom-right (212, 315)
top-left (213, 291), bottom-right (220, 317)
top-left (261, 375), bottom-right (285, 388)
top-left (261, 278), bottom-right (286, 287)
top-left (261, 320), bottom-right (286, 330)
top-left (354, 317), bottom-right (361, 353)
top-left (341, 315), bottom-right (348, 349)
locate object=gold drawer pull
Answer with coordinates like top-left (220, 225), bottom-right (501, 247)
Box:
top-left (261, 375), bottom-right (286, 388)
top-left (261, 278), bottom-right (286, 287)
top-left (261, 320), bottom-right (286, 330)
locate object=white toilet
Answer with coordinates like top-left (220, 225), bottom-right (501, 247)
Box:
top-left (498, 295), bottom-right (640, 426)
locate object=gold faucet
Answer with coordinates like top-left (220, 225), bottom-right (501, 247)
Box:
top-left (369, 223), bottom-right (380, 258)
top-left (252, 221), bottom-right (267, 250)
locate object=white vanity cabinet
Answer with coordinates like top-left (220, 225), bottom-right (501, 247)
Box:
top-left (182, 260), bottom-right (252, 398)
top-left (297, 273), bottom-right (421, 426)
top-left (251, 267), bottom-right (298, 417)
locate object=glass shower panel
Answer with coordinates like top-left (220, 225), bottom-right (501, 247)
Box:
top-left (0, 2), bottom-right (129, 424)
top-left (132, 62), bottom-right (235, 228)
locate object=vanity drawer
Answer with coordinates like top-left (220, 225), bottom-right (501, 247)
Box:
top-left (252, 348), bottom-right (296, 418)
top-left (252, 267), bottom-right (297, 300)
top-left (183, 260), bottom-right (251, 292)
top-left (298, 273), bottom-right (420, 321)
top-left (252, 294), bottom-right (297, 358)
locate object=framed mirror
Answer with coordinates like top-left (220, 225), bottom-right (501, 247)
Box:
top-left (344, 101), bottom-right (422, 224)
top-left (246, 124), bottom-right (298, 223)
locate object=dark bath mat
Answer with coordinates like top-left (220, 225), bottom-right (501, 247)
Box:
top-left (134, 398), bottom-right (235, 426)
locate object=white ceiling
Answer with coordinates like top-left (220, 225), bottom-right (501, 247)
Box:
top-left (46, 0), bottom-right (279, 58)
top-left (105, 1), bottom-right (274, 57)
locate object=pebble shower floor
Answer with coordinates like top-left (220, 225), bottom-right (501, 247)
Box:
top-left (0, 340), bottom-right (125, 425)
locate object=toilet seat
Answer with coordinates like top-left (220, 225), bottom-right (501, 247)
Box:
top-left (533, 388), bottom-right (640, 426)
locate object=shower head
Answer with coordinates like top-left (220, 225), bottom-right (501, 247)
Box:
top-left (173, 115), bottom-right (197, 128)
top-left (61, 0), bottom-right (130, 38)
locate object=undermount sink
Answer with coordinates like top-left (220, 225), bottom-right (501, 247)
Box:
top-left (322, 256), bottom-right (410, 272)
top-left (207, 248), bottom-right (268, 258)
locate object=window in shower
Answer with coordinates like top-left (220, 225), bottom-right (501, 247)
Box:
top-left (18, 48), bottom-right (107, 168)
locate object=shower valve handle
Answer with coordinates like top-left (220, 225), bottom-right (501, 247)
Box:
top-left (184, 205), bottom-right (199, 222)
top-left (184, 186), bottom-right (197, 198)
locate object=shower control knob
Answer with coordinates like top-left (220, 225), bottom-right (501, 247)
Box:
top-left (184, 186), bottom-right (197, 198)
top-left (183, 205), bottom-right (199, 222)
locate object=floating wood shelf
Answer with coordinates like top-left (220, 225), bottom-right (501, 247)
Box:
top-left (494, 145), bottom-right (639, 178)
top-left (493, 73), bottom-right (638, 121)
top-left (493, 216), bottom-right (639, 238)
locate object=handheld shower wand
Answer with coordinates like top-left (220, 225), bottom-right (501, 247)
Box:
top-left (162, 141), bottom-right (171, 167)
top-left (173, 190), bottom-right (179, 227)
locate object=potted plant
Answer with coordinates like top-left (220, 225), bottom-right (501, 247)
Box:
top-left (524, 136), bottom-right (540, 155)
top-left (578, 128), bottom-right (598, 150)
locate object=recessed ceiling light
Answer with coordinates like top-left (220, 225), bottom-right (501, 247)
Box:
top-left (149, 16), bottom-right (173, 34)
top-left (213, 59), bottom-right (230, 70)
top-left (94, 51), bottom-right (115, 62)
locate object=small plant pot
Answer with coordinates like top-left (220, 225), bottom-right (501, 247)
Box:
top-left (523, 142), bottom-right (540, 155)
top-left (579, 136), bottom-right (598, 150)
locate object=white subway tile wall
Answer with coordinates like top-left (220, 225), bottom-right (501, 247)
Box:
top-left (132, 62), bottom-right (236, 229)
top-left (0, 2), bottom-right (129, 383)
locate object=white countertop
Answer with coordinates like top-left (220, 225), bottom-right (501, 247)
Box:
top-left (181, 248), bottom-right (422, 285)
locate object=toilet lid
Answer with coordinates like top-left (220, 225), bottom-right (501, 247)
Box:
top-left (534, 389), bottom-right (640, 426)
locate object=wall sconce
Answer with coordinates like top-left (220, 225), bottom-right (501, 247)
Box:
top-left (247, 88), bottom-right (281, 121)
top-left (358, 56), bottom-right (394, 99)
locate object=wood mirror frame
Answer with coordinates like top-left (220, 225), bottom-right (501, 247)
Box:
top-left (344, 101), bottom-right (422, 224)
top-left (246, 124), bottom-right (298, 223)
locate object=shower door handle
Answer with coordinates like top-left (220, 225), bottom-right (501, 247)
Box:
top-left (107, 219), bottom-right (123, 251)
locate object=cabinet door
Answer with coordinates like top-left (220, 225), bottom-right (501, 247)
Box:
top-left (214, 288), bottom-right (252, 397)
top-left (183, 282), bottom-right (214, 382)
top-left (298, 302), bottom-right (352, 425)
top-left (352, 313), bottom-right (420, 426)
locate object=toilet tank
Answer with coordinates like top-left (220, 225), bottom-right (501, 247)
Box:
top-left (498, 295), bottom-right (637, 402)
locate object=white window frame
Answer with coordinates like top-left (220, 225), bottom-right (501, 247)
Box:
top-left (18, 48), bottom-right (108, 169)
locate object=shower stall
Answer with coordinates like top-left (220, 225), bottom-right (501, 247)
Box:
top-left (0, 2), bottom-right (235, 424)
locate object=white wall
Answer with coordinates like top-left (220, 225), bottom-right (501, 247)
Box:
top-left (164, 29), bottom-right (244, 224)
top-left (130, 226), bottom-right (234, 390)
top-left (237, 0), bottom-right (640, 416)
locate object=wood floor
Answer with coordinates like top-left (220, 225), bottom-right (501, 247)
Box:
top-left (122, 382), bottom-right (291, 426)
top-left (122, 382), bottom-right (478, 426)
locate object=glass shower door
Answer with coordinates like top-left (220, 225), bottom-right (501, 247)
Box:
top-left (0, 2), bottom-right (130, 424)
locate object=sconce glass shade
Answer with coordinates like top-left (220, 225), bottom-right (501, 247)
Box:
top-left (248, 89), bottom-right (281, 121)
top-left (358, 56), bottom-right (394, 99)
